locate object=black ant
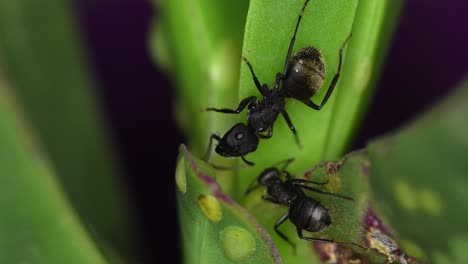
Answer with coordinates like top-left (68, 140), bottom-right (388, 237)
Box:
top-left (245, 158), bottom-right (367, 252)
top-left (203, 0), bottom-right (351, 166)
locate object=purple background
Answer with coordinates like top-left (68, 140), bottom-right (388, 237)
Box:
top-left (75, 0), bottom-right (467, 263)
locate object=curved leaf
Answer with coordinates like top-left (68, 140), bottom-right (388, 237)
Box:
top-left (0, 0), bottom-right (133, 255)
top-left (157, 0), bottom-right (249, 157)
top-left (0, 76), bottom-right (107, 263)
top-left (367, 78), bottom-right (468, 263)
top-left (176, 145), bottom-right (282, 264)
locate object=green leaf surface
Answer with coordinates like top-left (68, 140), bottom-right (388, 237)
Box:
top-left (176, 145), bottom-right (282, 264)
top-left (324, 0), bottom-right (403, 159)
top-left (0, 77), bottom-right (107, 263)
top-left (367, 78), bottom-right (468, 262)
top-left (0, 0), bottom-right (133, 256)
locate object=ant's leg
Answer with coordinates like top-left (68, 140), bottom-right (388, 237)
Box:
top-left (288, 178), bottom-right (329, 185)
top-left (275, 212), bottom-right (297, 254)
top-left (283, 171), bottom-right (293, 180)
top-left (303, 150), bottom-right (365, 179)
top-left (246, 158), bottom-right (294, 195)
top-left (203, 134), bottom-right (222, 162)
top-left (281, 110), bottom-right (302, 149)
top-left (295, 184), bottom-right (354, 201)
top-left (206, 96), bottom-right (257, 114)
top-left (242, 56), bottom-right (268, 96)
top-left (297, 228), bottom-right (367, 250)
top-left (241, 156), bottom-right (255, 166)
top-left (273, 73), bottom-right (284, 90)
top-left (282, 0), bottom-right (311, 75)
top-left (302, 34), bottom-right (352, 110)
top-left (244, 179), bottom-right (260, 196)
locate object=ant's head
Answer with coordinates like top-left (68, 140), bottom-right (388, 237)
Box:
top-left (215, 123), bottom-right (259, 157)
top-left (258, 168), bottom-right (282, 186)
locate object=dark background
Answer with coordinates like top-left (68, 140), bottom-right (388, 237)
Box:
top-left (75, 0), bottom-right (467, 263)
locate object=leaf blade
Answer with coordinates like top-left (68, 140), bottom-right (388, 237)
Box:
top-left (0, 78), bottom-right (108, 264)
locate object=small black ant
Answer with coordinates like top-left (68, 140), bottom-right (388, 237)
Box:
top-left (245, 158), bottom-right (367, 252)
top-left (203, 0), bottom-right (351, 166)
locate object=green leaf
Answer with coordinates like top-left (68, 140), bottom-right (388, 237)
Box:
top-left (0, 0), bottom-right (134, 256)
top-left (237, 0), bottom-right (402, 198)
top-left (156, 0), bottom-right (250, 194)
top-left (0, 78), bottom-right (107, 263)
top-left (324, 0), bottom-right (403, 159)
top-left (367, 78), bottom-right (468, 262)
top-left (176, 145), bottom-right (281, 264)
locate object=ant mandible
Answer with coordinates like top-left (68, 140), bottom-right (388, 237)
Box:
top-left (203, 0), bottom-right (351, 166)
top-left (245, 158), bottom-right (367, 252)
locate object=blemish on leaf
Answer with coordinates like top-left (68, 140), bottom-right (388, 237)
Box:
top-left (175, 158), bottom-right (187, 193)
top-left (400, 239), bottom-right (427, 261)
top-left (315, 243), bottom-right (339, 263)
top-left (198, 194), bottom-right (222, 222)
top-left (328, 174), bottom-right (342, 193)
top-left (326, 161), bottom-right (340, 175)
top-left (313, 242), bottom-right (367, 264)
top-left (364, 207), bottom-right (393, 236)
top-left (394, 179), bottom-right (418, 212)
top-left (367, 227), bottom-right (407, 263)
top-left (220, 226), bottom-right (256, 262)
top-left (418, 188), bottom-right (442, 216)
top-left (361, 158), bottom-right (371, 177)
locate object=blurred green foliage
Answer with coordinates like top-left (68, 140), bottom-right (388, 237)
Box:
top-left (0, 0), bottom-right (134, 262)
top-left (368, 79), bottom-right (468, 262)
top-left (0, 78), bottom-right (108, 263)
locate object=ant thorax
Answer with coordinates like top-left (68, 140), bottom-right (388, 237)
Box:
top-left (267, 180), bottom-right (300, 206)
top-left (246, 90), bottom-right (286, 138)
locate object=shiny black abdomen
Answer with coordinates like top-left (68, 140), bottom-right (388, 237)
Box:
top-left (283, 46), bottom-right (326, 100)
top-left (289, 196), bottom-right (331, 232)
